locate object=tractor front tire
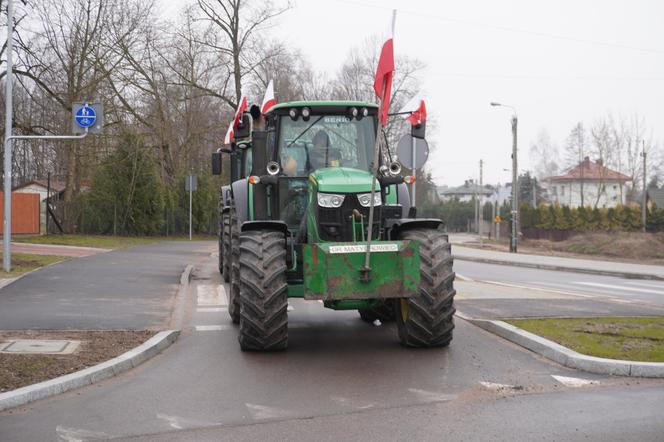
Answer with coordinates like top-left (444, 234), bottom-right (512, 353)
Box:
top-left (227, 207), bottom-right (241, 324)
top-left (218, 212), bottom-right (224, 275)
top-left (238, 230), bottom-right (288, 351)
top-left (396, 228), bottom-right (456, 348)
top-left (359, 301), bottom-right (396, 323)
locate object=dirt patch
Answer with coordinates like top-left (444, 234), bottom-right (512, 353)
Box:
top-left (0, 330), bottom-right (154, 392)
top-left (464, 232), bottom-right (664, 266)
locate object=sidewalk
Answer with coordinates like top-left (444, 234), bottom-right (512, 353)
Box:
top-left (452, 244), bottom-right (664, 281)
top-left (0, 241), bottom-right (214, 330)
top-left (6, 242), bottom-right (110, 257)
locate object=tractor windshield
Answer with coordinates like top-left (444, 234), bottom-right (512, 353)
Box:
top-left (278, 114), bottom-right (376, 176)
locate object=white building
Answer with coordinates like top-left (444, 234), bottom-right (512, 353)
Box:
top-left (438, 180), bottom-right (493, 203)
top-left (544, 157), bottom-right (631, 208)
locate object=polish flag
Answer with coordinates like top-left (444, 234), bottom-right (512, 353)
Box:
top-left (261, 80), bottom-right (276, 114)
top-left (224, 95), bottom-right (248, 145)
top-left (373, 10), bottom-right (396, 127)
top-left (400, 94), bottom-right (427, 126)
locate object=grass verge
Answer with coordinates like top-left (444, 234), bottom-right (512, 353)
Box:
top-left (0, 253), bottom-right (68, 278)
top-left (508, 317), bottom-right (664, 363)
top-left (0, 330), bottom-right (154, 392)
top-left (14, 234), bottom-right (216, 249)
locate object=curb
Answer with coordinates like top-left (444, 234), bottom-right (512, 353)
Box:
top-left (461, 314), bottom-right (664, 378)
top-left (170, 264), bottom-right (194, 330)
top-left (0, 330), bottom-right (180, 412)
top-left (453, 255), bottom-right (664, 281)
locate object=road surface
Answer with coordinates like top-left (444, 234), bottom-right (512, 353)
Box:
top-left (1, 250), bottom-right (663, 441)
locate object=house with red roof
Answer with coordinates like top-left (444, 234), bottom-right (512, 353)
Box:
top-left (545, 157), bottom-right (631, 208)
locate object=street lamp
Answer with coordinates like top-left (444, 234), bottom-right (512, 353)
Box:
top-left (491, 102), bottom-right (518, 253)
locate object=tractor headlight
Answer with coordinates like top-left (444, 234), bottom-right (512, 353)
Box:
top-left (357, 192), bottom-right (382, 207)
top-left (317, 193), bottom-right (345, 208)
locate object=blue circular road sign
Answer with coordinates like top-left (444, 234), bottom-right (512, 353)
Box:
top-left (75, 105), bottom-right (97, 128)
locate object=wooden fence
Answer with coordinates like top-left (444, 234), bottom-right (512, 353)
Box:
top-left (0, 192), bottom-right (40, 235)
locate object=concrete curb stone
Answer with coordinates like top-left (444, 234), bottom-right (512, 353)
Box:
top-left (461, 314), bottom-right (664, 378)
top-left (0, 330), bottom-right (180, 412)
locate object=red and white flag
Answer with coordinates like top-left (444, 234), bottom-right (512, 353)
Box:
top-left (224, 95), bottom-right (248, 145)
top-left (261, 80), bottom-right (276, 114)
top-left (374, 10), bottom-right (396, 127)
top-left (399, 94), bottom-right (427, 126)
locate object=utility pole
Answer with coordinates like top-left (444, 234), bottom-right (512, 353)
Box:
top-left (490, 102), bottom-right (518, 253)
top-left (642, 142), bottom-right (647, 233)
top-left (479, 159), bottom-right (483, 247)
top-left (511, 115), bottom-right (518, 253)
top-left (3, 0), bottom-right (14, 272)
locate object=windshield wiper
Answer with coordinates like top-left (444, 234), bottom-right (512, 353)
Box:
top-left (286, 116), bottom-right (324, 148)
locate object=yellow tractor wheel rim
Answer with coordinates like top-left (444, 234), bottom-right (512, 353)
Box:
top-left (400, 299), bottom-right (408, 322)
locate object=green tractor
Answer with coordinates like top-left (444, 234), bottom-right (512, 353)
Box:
top-left (212, 101), bottom-right (455, 351)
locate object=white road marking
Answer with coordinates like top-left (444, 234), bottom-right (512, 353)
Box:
top-left (479, 381), bottom-right (517, 391)
top-left (197, 285), bottom-right (228, 306)
top-left (56, 426), bottom-right (109, 441)
top-left (195, 325), bottom-right (231, 331)
top-left (287, 304), bottom-right (294, 312)
top-left (456, 273), bottom-right (474, 282)
top-left (408, 388), bottom-right (457, 403)
top-left (245, 403), bottom-right (299, 420)
top-left (197, 307), bottom-right (227, 313)
top-left (156, 413), bottom-right (219, 430)
top-left (483, 280), bottom-right (596, 298)
top-left (330, 395), bottom-right (375, 410)
top-left (552, 375), bottom-right (599, 388)
top-left (576, 282), bottom-right (663, 295)
top-left (623, 281), bottom-right (664, 289)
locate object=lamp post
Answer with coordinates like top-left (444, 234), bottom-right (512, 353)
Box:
top-left (491, 102), bottom-right (518, 253)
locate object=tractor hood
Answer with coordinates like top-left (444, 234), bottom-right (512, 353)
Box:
top-left (310, 167), bottom-right (374, 193)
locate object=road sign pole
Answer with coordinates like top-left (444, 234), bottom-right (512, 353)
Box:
top-left (189, 176), bottom-right (193, 241)
top-left (3, 0), bottom-right (14, 272)
top-left (411, 134), bottom-right (416, 207)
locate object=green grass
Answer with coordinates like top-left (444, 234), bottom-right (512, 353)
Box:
top-left (508, 317), bottom-right (664, 362)
top-left (0, 253), bottom-right (68, 278)
top-left (14, 234), bottom-right (216, 249)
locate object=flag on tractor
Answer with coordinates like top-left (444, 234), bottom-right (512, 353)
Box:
top-left (224, 95), bottom-right (248, 145)
top-left (261, 80), bottom-right (276, 114)
top-left (407, 100), bottom-right (426, 126)
top-left (373, 10), bottom-right (396, 127)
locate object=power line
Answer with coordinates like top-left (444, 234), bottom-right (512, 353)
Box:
top-left (335, 0), bottom-right (664, 55)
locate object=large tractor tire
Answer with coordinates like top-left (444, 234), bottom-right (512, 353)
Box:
top-left (227, 207), bottom-right (241, 324)
top-left (396, 228), bottom-right (456, 348)
top-left (358, 301), bottom-right (396, 323)
top-left (221, 212), bottom-right (231, 282)
top-left (218, 212), bottom-right (224, 275)
top-left (238, 230), bottom-right (289, 351)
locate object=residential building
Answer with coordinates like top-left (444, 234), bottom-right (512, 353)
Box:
top-left (544, 157), bottom-right (631, 208)
top-left (438, 180), bottom-right (493, 202)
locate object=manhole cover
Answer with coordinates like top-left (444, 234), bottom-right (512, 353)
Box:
top-left (0, 339), bottom-right (81, 354)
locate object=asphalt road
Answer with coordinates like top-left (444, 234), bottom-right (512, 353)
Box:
top-left (2, 251), bottom-right (663, 441)
top-left (455, 260), bottom-right (664, 306)
top-left (0, 241), bottom-right (212, 330)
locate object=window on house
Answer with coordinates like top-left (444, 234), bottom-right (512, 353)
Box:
top-left (561, 186), bottom-right (565, 196)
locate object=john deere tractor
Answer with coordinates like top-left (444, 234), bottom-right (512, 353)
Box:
top-left (212, 101), bottom-right (455, 351)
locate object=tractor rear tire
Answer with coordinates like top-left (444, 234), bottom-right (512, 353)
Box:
top-left (218, 213), bottom-right (224, 275)
top-left (238, 230), bottom-right (288, 351)
top-left (396, 228), bottom-right (456, 348)
top-left (227, 207), bottom-right (241, 324)
top-left (358, 301), bottom-right (396, 323)
top-left (221, 212), bottom-right (231, 282)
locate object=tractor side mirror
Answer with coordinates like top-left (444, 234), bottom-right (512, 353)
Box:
top-left (411, 121), bottom-right (426, 139)
top-left (235, 114), bottom-right (251, 139)
top-left (211, 151), bottom-right (222, 175)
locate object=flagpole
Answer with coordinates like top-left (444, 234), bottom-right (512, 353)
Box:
top-left (361, 78), bottom-right (386, 282)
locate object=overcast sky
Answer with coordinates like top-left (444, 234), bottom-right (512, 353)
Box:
top-left (161, 0), bottom-right (664, 187)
